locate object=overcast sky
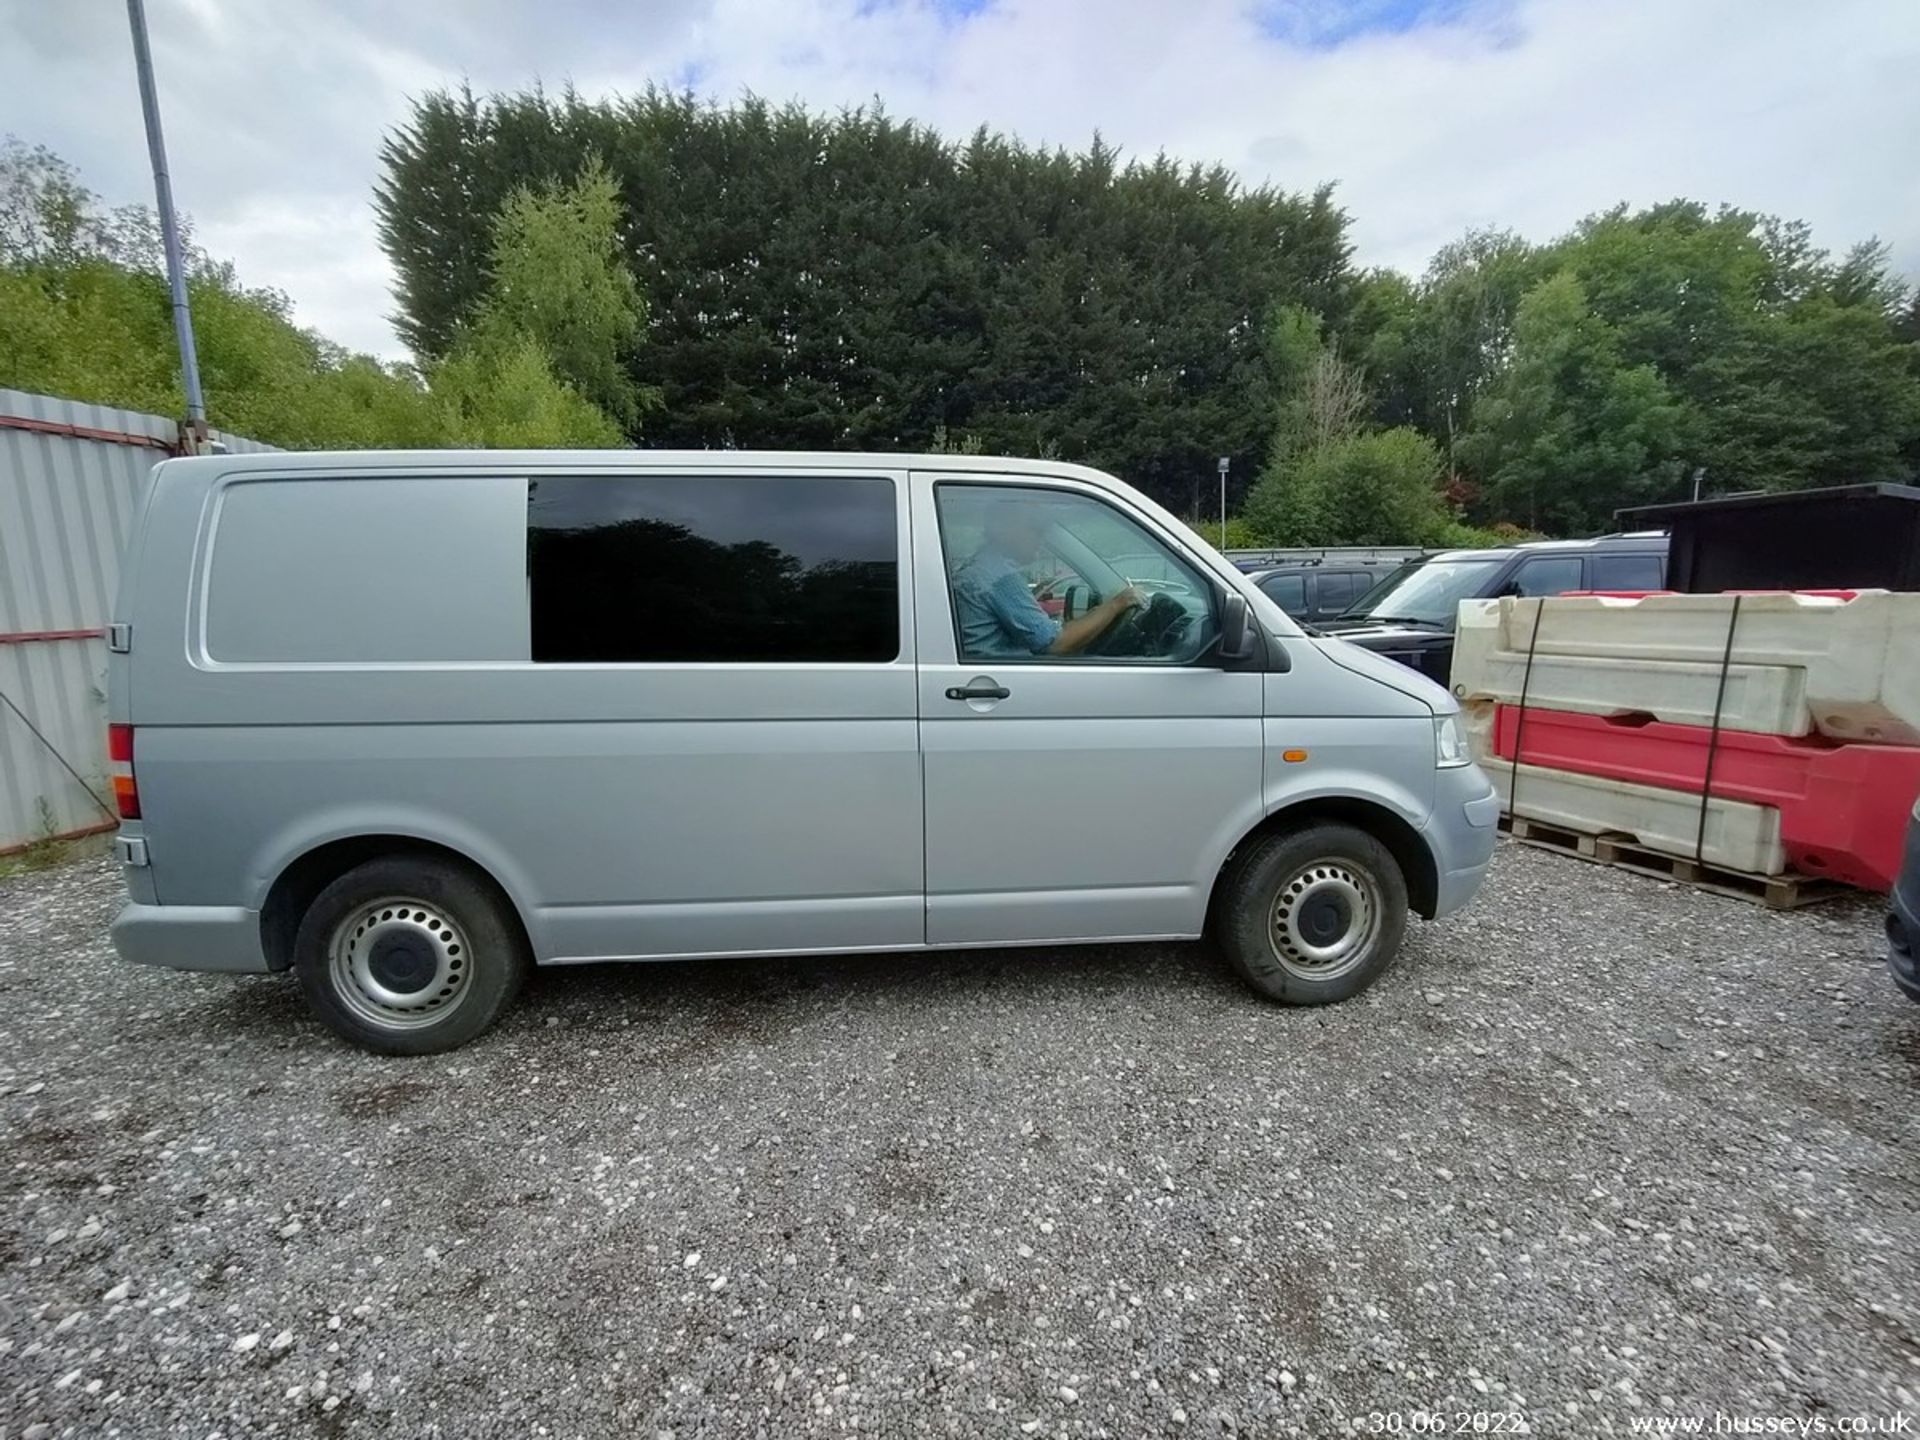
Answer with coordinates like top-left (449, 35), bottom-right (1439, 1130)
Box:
top-left (5, 0), bottom-right (1916, 361)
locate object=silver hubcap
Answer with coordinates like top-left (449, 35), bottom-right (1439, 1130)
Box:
top-left (1268, 859), bottom-right (1381, 980)
top-left (327, 896), bottom-right (472, 1030)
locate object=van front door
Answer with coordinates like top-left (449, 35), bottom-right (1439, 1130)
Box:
top-left (912, 474), bottom-right (1265, 947)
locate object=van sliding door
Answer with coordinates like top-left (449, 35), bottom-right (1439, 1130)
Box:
top-left (519, 468), bottom-right (924, 961)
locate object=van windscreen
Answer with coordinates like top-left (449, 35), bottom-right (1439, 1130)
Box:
top-left (1342, 558), bottom-right (1505, 625)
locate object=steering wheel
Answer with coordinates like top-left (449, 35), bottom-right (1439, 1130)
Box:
top-left (1085, 592), bottom-right (1194, 658)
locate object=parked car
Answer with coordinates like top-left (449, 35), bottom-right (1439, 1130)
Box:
top-left (107, 451), bottom-right (1498, 1053)
top-left (1319, 534), bottom-right (1670, 686)
top-left (1251, 560), bottom-right (1398, 623)
top-left (1890, 792), bottom-right (1920, 1003)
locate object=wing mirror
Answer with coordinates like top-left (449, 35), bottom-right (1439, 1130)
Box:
top-left (1219, 591), bottom-right (1256, 662)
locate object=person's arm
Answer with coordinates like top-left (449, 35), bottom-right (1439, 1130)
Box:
top-left (1047, 585), bottom-right (1141, 655)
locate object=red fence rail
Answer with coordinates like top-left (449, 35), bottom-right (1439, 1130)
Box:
top-left (0, 412), bottom-right (177, 452)
top-left (0, 628), bottom-right (107, 646)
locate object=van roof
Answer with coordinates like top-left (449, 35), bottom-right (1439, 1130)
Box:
top-left (161, 449), bottom-right (1126, 486)
top-left (1251, 556), bottom-right (1397, 573)
top-left (1424, 533), bottom-right (1669, 563)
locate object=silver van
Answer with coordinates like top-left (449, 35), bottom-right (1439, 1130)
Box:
top-left (107, 452), bottom-right (1498, 1053)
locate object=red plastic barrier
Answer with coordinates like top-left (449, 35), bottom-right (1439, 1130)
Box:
top-left (1717, 589), bottom-right (1862, 601)
top-left (1492, 705), bottom-right (1920, 891)
top-left (1558, 590), bottom-right (1861, 600)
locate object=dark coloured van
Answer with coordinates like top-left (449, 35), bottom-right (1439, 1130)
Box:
top-left (1320, 535), bottom-right (1669, 685)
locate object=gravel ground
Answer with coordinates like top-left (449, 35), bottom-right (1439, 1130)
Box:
top-left (1, 843), bottom-right (1917, 1439)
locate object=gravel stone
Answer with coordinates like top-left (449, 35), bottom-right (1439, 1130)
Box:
top-left (1, 845), bottom-right (1915, 1436)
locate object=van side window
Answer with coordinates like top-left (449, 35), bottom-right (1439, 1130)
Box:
top-left (1316, 570), bottom-right (1359, 613)
top-left (1259, 572), bottom-right (1307, 612)
top-left (527, 476), bottom-right (899, 663)
top-left (1590, 553), bottom-right (1665, 591)
top-left (1511, 554), bottom-right (1584, 597)
top-left (934, 484), bottom-right (1218, 664)
top-left (205, 476), bottom-right (530, 664)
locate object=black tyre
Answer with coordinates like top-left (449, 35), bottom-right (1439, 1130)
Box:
top-left (1214, 822), bottom-right (1409, 1005)
top-left (293, 855), bottom-right (529, 1055)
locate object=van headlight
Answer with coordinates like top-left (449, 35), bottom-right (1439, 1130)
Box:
top-left (1434, 713), bottom-right (1472, 768)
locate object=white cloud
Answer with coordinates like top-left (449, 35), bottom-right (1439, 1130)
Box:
top-left (4, 0), bottom-right (1916, 361)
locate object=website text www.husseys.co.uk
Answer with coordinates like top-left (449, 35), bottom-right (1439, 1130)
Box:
top-left (1630, 1414), bottom-right (1913, 1436)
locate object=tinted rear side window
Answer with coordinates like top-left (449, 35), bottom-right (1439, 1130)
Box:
top-left (1259, 572), bottom-right (1307, 611)
top-left (528, 475), bottom-right (898, 663)
top-left (1316, 571), bottom-right (1359, 611)
top-left (1590, 553), bottom-right (1665, 591)
top-left (1511, 555), bottom-right (1585, 597)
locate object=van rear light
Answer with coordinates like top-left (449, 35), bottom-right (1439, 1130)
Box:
top-left (107, 724), bottom-right (140, 819)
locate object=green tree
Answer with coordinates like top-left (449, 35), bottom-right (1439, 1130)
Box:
top-left (1, 138), bottom-right (105, 266)
top-left (1243, 305), bottom-right (1449, 544)
top-left (1404, 202), bottom-right (1920, 528)
top-left (427, 331), bottom-right (625, 447)
top-left (1249, 429), bottom-right (1447, 546)
top-left (1361, 230), bottom-right (1549, 465)
top-left (1261, 303), bottom-right (1368, 462)
top-left (1342, 267), bottom-right (1421, 427)
top-left (1557, 202), bottom-right (1919, 498)
top-left (468, 159), bottom-right (654, 427)
top-left (1688, 292), bottom-right (1920, 492)
top-left (1244, 305), bottom-right (1443, 545)
top-left (1455, 272), bottom-right (1685, 532)
top-left (0, 258), bottom-right (178, 413)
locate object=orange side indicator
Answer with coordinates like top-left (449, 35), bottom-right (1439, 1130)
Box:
top-left (1282, 748), bottom-right (1309, 764)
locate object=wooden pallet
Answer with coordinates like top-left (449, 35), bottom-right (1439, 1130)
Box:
top-left (1499, 814), bottom-right (1851, 910)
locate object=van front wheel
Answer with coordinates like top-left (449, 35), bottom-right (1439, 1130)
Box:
top-left (1215, 822), bottom-right (1409, 1005)
top-left (293, 856), bottom-right (529, 1055)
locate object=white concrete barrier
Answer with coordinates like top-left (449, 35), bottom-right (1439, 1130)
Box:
top-left (1453, 592), bottom-right (1920, 745)
top-left (1482, 757), bottom-right (1786, 876)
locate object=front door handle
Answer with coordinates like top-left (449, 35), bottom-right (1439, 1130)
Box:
top-left (946, 681), bottom-right (1011, 702)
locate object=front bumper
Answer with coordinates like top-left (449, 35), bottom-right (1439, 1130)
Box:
top-left (1888, 812), bottom-right (1920, 1003)
top-left (112, 903), bottom-right (270, 974)
top-left (1421, 762), bottom-right (1500, 919)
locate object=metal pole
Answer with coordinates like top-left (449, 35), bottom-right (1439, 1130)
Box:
top-left (126, 0), bottom-right (207, 446)
top-left (1217, 455), bottom-right (1230, 548)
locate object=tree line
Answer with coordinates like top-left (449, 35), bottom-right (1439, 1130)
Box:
top-left (6, 86), bottom-right (1919, 544)
top-left (376, 89), bottom-right (1352, 518)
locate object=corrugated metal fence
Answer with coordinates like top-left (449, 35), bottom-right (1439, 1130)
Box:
top-left (0, 388), bottom-right (273, 854)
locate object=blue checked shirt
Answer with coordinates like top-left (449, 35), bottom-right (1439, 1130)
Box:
top-left (951, 548), bottom-right (1061, 658)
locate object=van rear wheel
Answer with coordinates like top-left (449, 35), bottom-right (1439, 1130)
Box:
top-left (293, 856), bottom-right (528, 1055)
top-left (1215, 822), bottom-right (1408, 1005)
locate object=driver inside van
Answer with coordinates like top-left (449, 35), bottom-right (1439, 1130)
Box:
top-left (952, 500), bottom-right (1140, 658)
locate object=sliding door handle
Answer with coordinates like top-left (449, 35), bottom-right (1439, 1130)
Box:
top-left (945, 681), bottom-right (1011, 702)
